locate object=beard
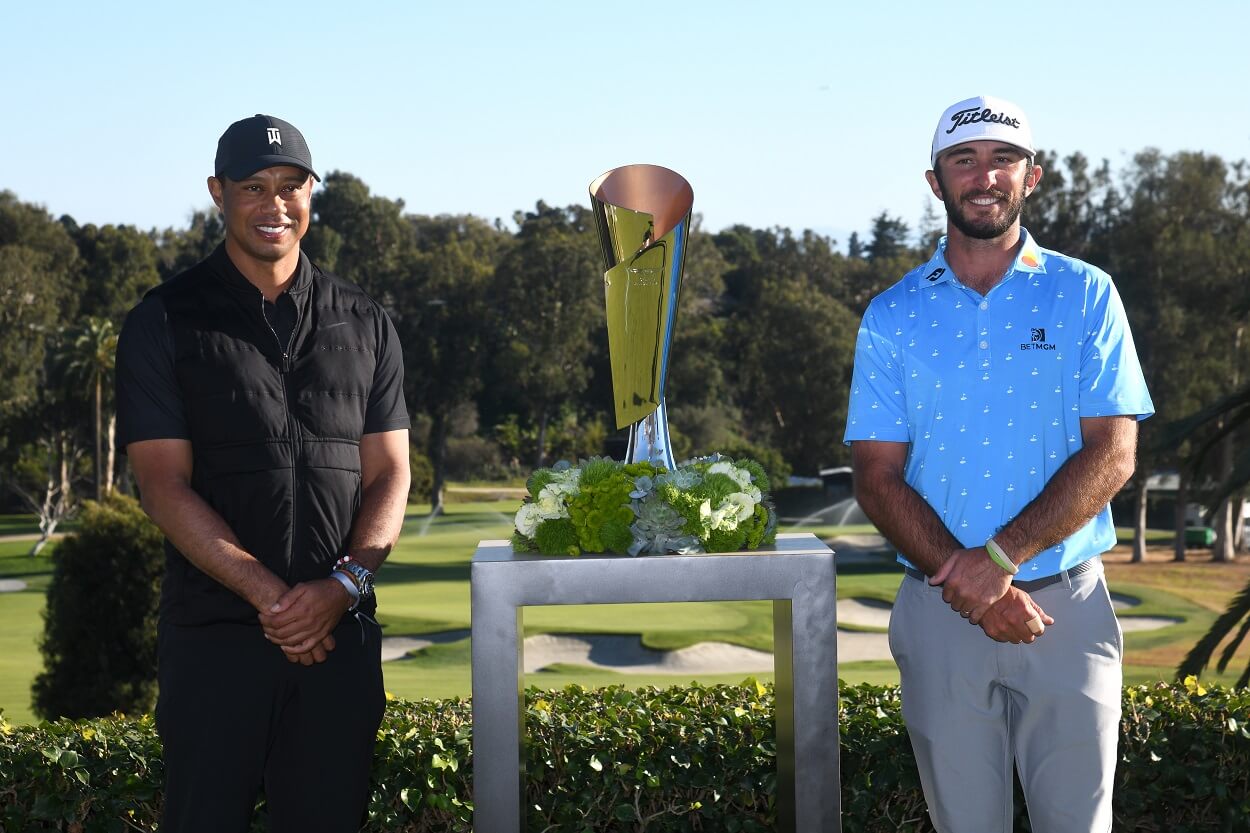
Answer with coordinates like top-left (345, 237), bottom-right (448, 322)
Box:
top-left (937, 172), bottom-right (1028, 240)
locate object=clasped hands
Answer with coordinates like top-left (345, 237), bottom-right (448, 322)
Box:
top-left (258, 579), bottom-right (355, 665)
top-left (929, 547), bottom-right (1054, 644)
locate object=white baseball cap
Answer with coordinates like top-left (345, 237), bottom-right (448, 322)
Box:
top-left (931, 95), bottom-right (1034, 167)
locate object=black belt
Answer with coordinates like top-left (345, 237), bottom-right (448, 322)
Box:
top-left (904, 556), bottom-right (1100, 592)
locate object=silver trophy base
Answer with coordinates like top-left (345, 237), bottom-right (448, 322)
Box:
top-left (626, 399), bottom-right (676, 471)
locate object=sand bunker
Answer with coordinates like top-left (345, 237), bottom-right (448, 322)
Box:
top-left (522, 634), bottom-right (775, 675)
top-left (0, 579), bottom-right (27, 593)
top-left (379, 629), bottom-right (469, 662)
top-left (377, 592), bottom-right (1179, 672)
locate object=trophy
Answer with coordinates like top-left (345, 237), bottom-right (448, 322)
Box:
top-left (589, 164), bottom-right (693, 471)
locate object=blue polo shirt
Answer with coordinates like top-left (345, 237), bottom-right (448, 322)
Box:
top-left (844, 230), bottom-right (1154, 577)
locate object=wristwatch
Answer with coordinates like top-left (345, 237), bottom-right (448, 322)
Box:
top-left (333, 556), bottom-right (375, 604)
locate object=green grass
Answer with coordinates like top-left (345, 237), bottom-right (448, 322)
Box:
top-left (0, 514), bottom-right (76, 539)
top-left (1115, 526), bottom-right (1176, 545)
top-left (0, 504), bottom-right (1240, 725)
top-left (0, 583), bottom-right (49, 725)
top-left (0, 539), bottom-right (57, 577)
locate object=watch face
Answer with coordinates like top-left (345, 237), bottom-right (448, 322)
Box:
top-left (345, 562), bottom-right (374, 595)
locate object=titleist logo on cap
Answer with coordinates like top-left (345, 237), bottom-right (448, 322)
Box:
top-left (946, 107), bottom-right (1021, 135)
top-left (931, 95), bottom-right (1034, 166)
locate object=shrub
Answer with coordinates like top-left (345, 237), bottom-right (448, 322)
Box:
top-left (444, 435), bottom-right (505, 481)
top-left (1, 681), bottom-right (1246, 832)
top-left (31, 494), bottom-right (163, 720)
top-left (714, 439), bottom-right (791, 492)
top-left (410, 446), bottom-right (434, 501)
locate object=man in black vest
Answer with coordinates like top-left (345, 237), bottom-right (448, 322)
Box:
top-left (116, 114), bottom-right (411, 833)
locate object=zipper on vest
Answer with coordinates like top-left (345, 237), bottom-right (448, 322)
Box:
top-left (260, 294), bottom-right (293, 370)
top-left (261, 293), bottom-right (300, 580)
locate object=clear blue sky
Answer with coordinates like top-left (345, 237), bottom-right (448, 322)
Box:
top-left (3, 0), bottom-right (1247, 248)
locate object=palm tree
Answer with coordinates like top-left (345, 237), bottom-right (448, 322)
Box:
top-left (62, 318), bottom-right (118, 501)
top-left (1161, 385), bottom-right (1250, 686)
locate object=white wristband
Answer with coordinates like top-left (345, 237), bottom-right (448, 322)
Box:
top-left (985, 537), bottom-right (1019, 576)
top-left (330, 569), bottom-right (361, 603)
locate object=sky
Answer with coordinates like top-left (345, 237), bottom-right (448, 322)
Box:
top-left (3, 0), bottom-right (1248, 248)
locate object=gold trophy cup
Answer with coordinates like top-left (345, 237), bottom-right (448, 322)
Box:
top-left (589, 164), bottom-right (693, 471)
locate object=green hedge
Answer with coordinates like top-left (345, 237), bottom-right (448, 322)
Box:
top-left (1, 680), bottom-right (1247, 832)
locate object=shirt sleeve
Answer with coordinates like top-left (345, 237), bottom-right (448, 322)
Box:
top-left (362, 307), bottom-right (410, 435)
top-left (844, 299), bottom-right (910, 443)
top-left (115, 296), bottom-right (189, 448)
top-left (1079, 272), bottom-right (1155, 420)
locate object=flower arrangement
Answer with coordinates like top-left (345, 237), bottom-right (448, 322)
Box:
top-left (512, 455), bottom-right (778, 557)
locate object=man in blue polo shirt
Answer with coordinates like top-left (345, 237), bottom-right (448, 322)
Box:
top-left (845, 95), bottom-right (1153, 832)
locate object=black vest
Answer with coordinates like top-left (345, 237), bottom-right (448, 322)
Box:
top-left (151, 246), bottom-right (384, 625)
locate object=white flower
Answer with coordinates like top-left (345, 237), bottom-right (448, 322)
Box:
top-left (551, 468), bottom-right (582, 490)
top-left (708, 461), bottom-right (752, 490)
top-left (535, 484), bottom-right (570, 519)
top-left (724, 492), bottom-right (758, 524)
top-left (515, 503), bottom-right (543, 537)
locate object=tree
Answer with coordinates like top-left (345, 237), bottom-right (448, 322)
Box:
top-left (155, 209), bottom-right (224, 280)
top-left (32, 494), bottom-right (164, 719)
top-left (5, 333), bottom-right (93, 554)
top-left (400, 214), bottom-right (511, 513)
top-left (1114, 151), bottom-right (1250, 562)
top-left (0, 193), bottom-right (78, 418)
top-left (61, 318), bottom-right (119, 499)
top-left (71, 223), bottom-right (161, 323)
top-left (6, 420), bottom-right (87, 556)
top-left (303, 170), bottom-right (415, 295)
top-left (663, 221), bottom-right (734, 446)
top-left (491, 203), bottom-right (601, 468)
top-left (1023, 150), bottom-right (1118, 263)
top-left (846, 231), bottom-right (865, 260)
top-left (730, 276), bottom-right (858, 474)
top-left (0, 210), bottom-right (90, 550)
top-left (866, 212), bottom-right (910, 263)
top-left (916, 199), bottom-right (944, 254)
top-left (714, 226), bottom-right (859, 473)
top-left (0, 245), bottom-right (67, 417)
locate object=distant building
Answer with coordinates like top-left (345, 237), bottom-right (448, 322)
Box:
top-left (819, 466), bottom-right (853, 500)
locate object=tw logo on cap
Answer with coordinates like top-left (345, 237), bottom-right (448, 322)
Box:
top-left (267, 127), bottom-right (282, 146)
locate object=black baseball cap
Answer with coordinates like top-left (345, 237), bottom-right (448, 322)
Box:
top-left (214, 114), bottom-right (320, 181)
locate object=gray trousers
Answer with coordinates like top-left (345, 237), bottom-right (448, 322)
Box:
top-left (888, 560), bottom-right (1122, 833)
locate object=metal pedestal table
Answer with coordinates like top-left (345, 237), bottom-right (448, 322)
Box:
top-left (470, 532), bottom-right (840, 832)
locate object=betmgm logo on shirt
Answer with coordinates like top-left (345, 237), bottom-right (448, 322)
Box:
top-left (1019, 327), bottom-right (1056, 351)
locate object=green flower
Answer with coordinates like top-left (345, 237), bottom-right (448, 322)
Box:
top-left (706, 525), bottom-right (748, 553)
top-left (534, 518), bottom-right (580, 557)
top-left (527, 468), bottom-right (556, 498)
top-left (579, 456), bottom-right (621, 487)
top-left (600, 519), bottom-right (633, 553)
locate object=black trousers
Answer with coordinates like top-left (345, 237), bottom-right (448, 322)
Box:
top-left (156, 615), bottom-right (385, 833)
